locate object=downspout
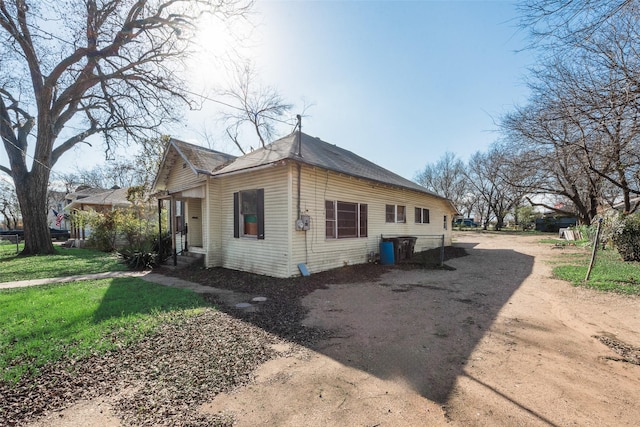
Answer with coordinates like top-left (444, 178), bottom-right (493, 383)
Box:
top-left (295, 114), bottom-right (309, 266)
top-left (296, 114), bottom-right (302, 218)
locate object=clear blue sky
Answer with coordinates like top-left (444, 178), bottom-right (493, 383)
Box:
top-left (58, 0), bottom-right (535, 182)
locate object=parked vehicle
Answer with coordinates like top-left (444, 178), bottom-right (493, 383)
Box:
top-left (0, 228), bottom-right (71, 241)
top-left (50, 228), bottom-right (71, 241)
top-left (453, 218), bottom-right (479, 227)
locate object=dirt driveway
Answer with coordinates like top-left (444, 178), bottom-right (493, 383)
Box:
top-left (202, 232), bottom-right (640, 426)
top-left (27, 232), bottom-right (639, 426)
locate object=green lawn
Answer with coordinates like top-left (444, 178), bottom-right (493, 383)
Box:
top-left (0, 278), bottom-right (211, 383)
top-left (553, 248), bottom-right (640, 295)
top-left (0, 246), bottom-right (126, 283)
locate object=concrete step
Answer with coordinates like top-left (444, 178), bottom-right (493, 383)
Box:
top-left (163, 252), bottom-right (204, 270)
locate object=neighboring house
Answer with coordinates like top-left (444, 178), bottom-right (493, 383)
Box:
top-left (47, 190), bottom-right (68, 230)
top-left (152, 133), bottom-right (458, 278)
top-left (65, 186), bottom-right (134, 212)
top-left (65, 186), bottom-right (134, 240)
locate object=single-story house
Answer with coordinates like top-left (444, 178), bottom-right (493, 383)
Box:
top-left (152, 132), bottom-right (458, 278)
top-left (64, 186), bottom-right (137, 240)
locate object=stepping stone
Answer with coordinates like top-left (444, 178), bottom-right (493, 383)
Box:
top-left (235, 302), bottom-right (253, 309)
top-left (252, 296), bottom-right (267, 303)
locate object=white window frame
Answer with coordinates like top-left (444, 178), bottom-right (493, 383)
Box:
top-left (386, 204), bottom-right (406, 223)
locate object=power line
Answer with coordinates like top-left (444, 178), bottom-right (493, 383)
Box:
top-left (21, 19), bottom-right (298, 126)
top-left (180, 87), bottom-right (299, 127)
top-left (0, 134), bottom-right (54, 174)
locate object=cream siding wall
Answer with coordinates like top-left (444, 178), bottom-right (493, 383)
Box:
top-left (290, 165), bottom-right (455, 275)
top-left (174, 160), bottom-right (454, 277)
top-left (204, 178), bottom-right (223, 267)
top-left (164, 162), bottom-right (204, 193)
top-left (216, 165), bottom-right (292, 278)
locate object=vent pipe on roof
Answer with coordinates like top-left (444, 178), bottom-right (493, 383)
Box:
top-left (296, 114), bottom-right (302, 157)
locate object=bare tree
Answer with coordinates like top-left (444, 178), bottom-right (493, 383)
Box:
top-left (59, 135), bottom-right (168, 191)
top-left (504, 1), bottom-right (640, 220)
top-left (464, 148), bottom-right (527, 230)
top-left (0, 0), bottom-right (251, 254)
top-left (220, 61), bottom-right (293, 154)
top-left (501, 102), bottom-right (603, 224)
top-left (415, 152), bottom-right (468, 213)
top-left (517, 0), bottom-right (635, 51)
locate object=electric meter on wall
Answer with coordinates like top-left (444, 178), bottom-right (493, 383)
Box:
top-left (296, 215), bottom-right (311, 231)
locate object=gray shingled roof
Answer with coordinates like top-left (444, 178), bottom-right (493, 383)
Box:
top-left (65, 187), bottom-right (132, 210)
top-left (153, 138), bottom-right (237, 191)
top-left (214, 132), bottom-right (445, 199)
top-left (170, 138), bottom-right (237, 174)
top-left (66, 186), bottom-right (112, 200)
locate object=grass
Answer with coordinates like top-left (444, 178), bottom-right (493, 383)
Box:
top-left (0, 278), bottom-right (211, 384)
top-left (0, 240), bottom-right (23, 257)
top-left (552, 247), bottom-right (640, 295)
top-left (0, 246), bottom-right (126, 283)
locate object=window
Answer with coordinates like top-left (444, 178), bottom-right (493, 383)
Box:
top-left (385, 205), bottom-right (395, 223)
top-left (386, 204), bottom-right (406, 223)
top-left (233, 189), bottom-right (264, 239)
top-left (326, 200), bottom-right (368, 239)
top-left (415, 207), bottom-right (430, 224)
top-left (325, 201), bottom-right (336, 238)
top-left (359, 204), bottom-right (368, 237)
top-left (443, 215), bottom-right (448, 230)
top-left (397, 205), bottom-right (406, 223)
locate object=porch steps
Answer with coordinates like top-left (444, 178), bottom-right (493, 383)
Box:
top-left (164, 251), bottom-right (204, 270)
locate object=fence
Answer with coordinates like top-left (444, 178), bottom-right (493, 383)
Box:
top-left (0, 235), bottom-right (21, 257)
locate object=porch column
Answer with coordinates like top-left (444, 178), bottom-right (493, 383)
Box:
top-left (171, 195), bottom-right (177, 266)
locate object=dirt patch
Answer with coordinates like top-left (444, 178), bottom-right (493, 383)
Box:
top-left (196, 232), bottom-right (640, 426)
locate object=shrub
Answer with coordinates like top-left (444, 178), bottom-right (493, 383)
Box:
top-left (87, 210), bottom-right (121, 251)
top-left (119, 243), bottom-right (157, 270)
top-left (611, 213), bottom-right (640, 261)
top-left (119, 233), bottom-right (172, 270)
top-left (576, 224), bottom-right (596, 243)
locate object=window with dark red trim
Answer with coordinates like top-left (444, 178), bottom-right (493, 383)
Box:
top-left (326, 200), bottom-right (367, 239)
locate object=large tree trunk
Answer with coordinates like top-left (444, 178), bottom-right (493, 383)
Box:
top-left (14, 166), bottom-right (54, 255)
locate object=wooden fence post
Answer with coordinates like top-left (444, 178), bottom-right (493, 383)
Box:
top-left (585, 218), bottom-right (603, 281)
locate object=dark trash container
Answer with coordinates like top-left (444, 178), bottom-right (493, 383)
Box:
top-left (382, 236), bottom-right (417, 262)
